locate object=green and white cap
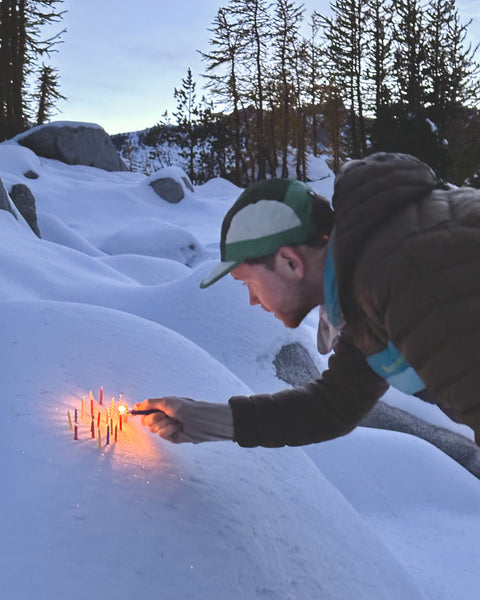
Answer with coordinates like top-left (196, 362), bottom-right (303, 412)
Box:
top-left (200, 179), bottom-right (324, 288)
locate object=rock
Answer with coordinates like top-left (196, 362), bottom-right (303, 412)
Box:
top-left (273, 341), bottom-right (480, 479)
top-left (273, 342), bottom-right (321, 387)
top-left (23, 170), bottom-right (39, 179)
top-left (360, 401), bottom-right (480, 479)
top-left (16, 122), bottom-right (128, 172)
top-left (150, 177), bottom-right (184, 204)
top-left (0, 178), bottom-right (16, 218)
top-left (148, 166), bottom-right (194, 203)
top-left (9, 183), bottom-right (41, 237)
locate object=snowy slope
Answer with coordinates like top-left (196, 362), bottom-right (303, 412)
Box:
top-left (0, 135), bottom-right (479, 600)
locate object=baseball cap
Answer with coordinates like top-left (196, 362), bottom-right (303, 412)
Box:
top-left (200, 178), bottom-right (331, 288)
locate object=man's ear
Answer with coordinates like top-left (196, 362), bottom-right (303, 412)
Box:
top-left (275, 246), bottom-right (305, 279)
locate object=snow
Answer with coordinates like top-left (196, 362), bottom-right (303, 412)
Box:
top-left (1, 139), bottom-right (479, 600)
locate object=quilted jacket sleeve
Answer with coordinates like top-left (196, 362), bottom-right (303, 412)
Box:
top-left (229, 330), bottom-right (388, 448)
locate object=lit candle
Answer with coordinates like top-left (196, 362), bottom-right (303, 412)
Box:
top-left (117, 404), bottom-right (127, 428)
top-left (99, 386), bottom-right (103, 406)
top-left (119, 414), bottom-right (123, 432)
top-left (68, 411), bottom-right (73, 431)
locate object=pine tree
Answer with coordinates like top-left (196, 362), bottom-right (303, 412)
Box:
top-left (271, 0), bottom-right (304, 178)
top-left (0, 0), bottom-right (65, 140)
top-left (320, 0), bottom-right (368, 158)
top-left (425, 0), bottom-right (480, 179)
top-left (34, 63), bottom-right (65, 124)
top-left (392, 0), bottom-right (426, 113)
top-left (228, 0), bottom-right (271, 180)
top-left (200, 7), bottom-right (247, 184)
top-left (305, 12), bottom-right (327, 157)
top-left (174, 68), bottom-right (199, 181)
top-left (363, 0), bottom-right (394, 151)
top-left (322, 84), bottom-right (348, 173)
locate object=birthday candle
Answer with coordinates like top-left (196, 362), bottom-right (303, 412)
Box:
top-left (74, 408), bottom-right (78, 424)
top-left (99, 386), bottom-right (103, 406)
top-left (68, 411), bottom-right (73, 431)
top-left (97, 428), bottom-right (102, 448)
top-left (106, 425), bottom-right (110, 445)
top-left (114, 424), bottom-right (118, 443)
top-left (74, 424), bottom-right (78, 440)
top-left (119, 414), bottom-right (123, 432)
top-left (97, 411), bottom-right (101, 428)
top-left (110, 397), bottom-right (115, 414)
top-left (90, 399), bottom-right (94, 417)
top-left (110, 418), bottom-right (113, 434)
top-left (91, 418), bottom-right (95, 439)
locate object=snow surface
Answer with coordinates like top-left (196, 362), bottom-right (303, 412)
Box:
top-left (1, 139), bottom-right (479, 600)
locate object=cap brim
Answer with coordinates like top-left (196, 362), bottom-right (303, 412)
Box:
top-left (199, 260), bottom-right (238, 289)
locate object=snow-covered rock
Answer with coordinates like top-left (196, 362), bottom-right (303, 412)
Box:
top-left (148, 165), bottom-right (194, 203)
top-left (15, 121), bottom-right (128, 172)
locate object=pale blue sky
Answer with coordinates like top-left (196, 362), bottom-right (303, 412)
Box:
top-left (49, 0), bottom-right (479, 135)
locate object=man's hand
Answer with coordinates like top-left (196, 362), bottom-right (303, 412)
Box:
top-left (135, 397), bottom-right (234, 444)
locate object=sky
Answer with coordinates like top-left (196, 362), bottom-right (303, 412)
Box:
top-left (1, 128), bottom-right (480, 598)
top-left (46, 0), bottom-right (480, 135)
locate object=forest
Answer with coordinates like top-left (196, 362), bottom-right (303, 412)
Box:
top-left (2, 0), bottom-right (480, 186)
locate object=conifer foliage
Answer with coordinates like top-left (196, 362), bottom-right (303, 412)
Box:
top-left (146, 0), bottom-right (479, 186)
top-left (0, 0), bottom-right (66, 140)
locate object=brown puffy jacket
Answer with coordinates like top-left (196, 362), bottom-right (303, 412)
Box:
top-left (230, 153), bottom-right (480, 447)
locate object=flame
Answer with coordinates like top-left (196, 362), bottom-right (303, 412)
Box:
top-left (117, 404), bottom-right (127, 415)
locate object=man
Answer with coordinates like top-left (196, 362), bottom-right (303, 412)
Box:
top-left (136, 152), bottom-right (480, 447)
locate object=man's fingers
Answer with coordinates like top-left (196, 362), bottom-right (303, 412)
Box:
top-left (154, 420), bottom-right (184, 441)
top-left (141, 410), bottom-right (169, 426)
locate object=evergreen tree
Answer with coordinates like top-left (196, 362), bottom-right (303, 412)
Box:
top-left (392, 0), bottom-right (425, 112)
top-left (305, 12), bottom-right (327, 157)
top-left (34, 62), bottom-right (65, 124)
top-left (271, 0), bottom-right (304, 178)
top-left (228, 0), bottom-right (271, 180)
top-left (174, 68), bottom-right (199, 181)
top-left (0, 0), bottom-right (65, 140)
top-left (200, 7), bottom-right (247, 184)
top-left (320, 0), bottom-right (368, 158)
top-left (322, 83), bottom-right (348, 173)
top-left (363, 0), bottom-right (394, 150)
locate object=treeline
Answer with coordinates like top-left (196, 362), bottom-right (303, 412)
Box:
top-left (0, 0), bottom-right (65, 141)
top-left (140, 0), bottom-right (480, 187)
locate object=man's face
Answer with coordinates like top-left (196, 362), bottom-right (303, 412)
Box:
top-left (230, 258), bottom-right (313, 329)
